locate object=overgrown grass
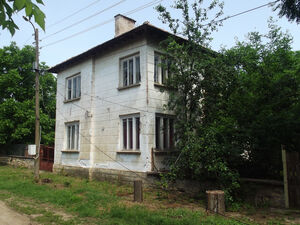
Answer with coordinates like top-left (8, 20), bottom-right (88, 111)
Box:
top-left (0, 166), bottom-right (249, 224)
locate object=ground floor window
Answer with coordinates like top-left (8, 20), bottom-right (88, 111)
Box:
top-left (66, 122), bottom-right (79, 150)
top-left (155, 114), bottom-right (174, 150)
top-left (121, 114), bottom-right (140, 150)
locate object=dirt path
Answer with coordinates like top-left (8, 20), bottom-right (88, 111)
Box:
top-left (0, 201), bottom-right (32, 225)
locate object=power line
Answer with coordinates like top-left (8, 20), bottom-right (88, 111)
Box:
top-left (42, 0), bottom-right (126, 40)
top-left (47, 0), bottom-right (102, 29)
top-left (205, 0), bottom-right (278, 26)
top-left (40, 0), bottom-right (276, 49)
top-left (41, 0), bottom-right (163, 48)
top-left (23, 34), bottom-right (34, 46)
top-left (56, 88), bottom-right (92, 112)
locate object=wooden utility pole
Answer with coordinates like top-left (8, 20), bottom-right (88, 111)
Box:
top-left (23, 16), bottom-right (40, 181)
top-left (34, 28), bottom-right (40, 181)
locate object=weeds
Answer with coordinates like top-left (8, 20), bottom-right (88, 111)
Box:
top-left (0, 165), bottom-right (286, 225)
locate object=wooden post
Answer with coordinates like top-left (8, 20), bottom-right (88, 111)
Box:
top-left (281, 145), bottom-right (289, 208)
top-left (134, 180), bottom-right (143, 202)
top-left (206, 190), bottom-right (225, 215)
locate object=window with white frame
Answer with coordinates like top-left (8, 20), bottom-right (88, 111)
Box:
top-left (120, 54), bottom-right (141, 87)
top-left (66, 74), bottom-right (81, 100)
top-left (66, 122), bottom-right (79, 150)
top-left (121, 114), bottom-right (140, 150)
top-left (155, 114), bottom-right (174, 150)
top-left (154, 53), bottom-right (171, 85)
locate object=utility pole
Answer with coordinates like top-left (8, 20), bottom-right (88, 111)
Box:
top-left (23, 17), bottom-right (40, 181)
top-left (34, 27), bottom-right (40, 181)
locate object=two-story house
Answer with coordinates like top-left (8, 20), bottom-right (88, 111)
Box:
top-left (49, 14), bottom-right (177, 182)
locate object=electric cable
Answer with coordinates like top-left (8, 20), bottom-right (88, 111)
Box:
top-left (41, 0), bottom-right (163, 48)
top-left (42, 0), bottom-right (126, 40)
top-left (204, 0), bottom-right (278, 26)
top-left (47, 0), bottom-right (102, 29)
top-left (56, 82), bottom-right (151, 113)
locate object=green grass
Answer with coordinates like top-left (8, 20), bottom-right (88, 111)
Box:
top-left (0, 165), bottom-right (249, 224)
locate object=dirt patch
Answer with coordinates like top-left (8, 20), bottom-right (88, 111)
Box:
top-left (0, 201), bottom-right (36, 225)
top-left (4, 195), bottom-right (75, 223)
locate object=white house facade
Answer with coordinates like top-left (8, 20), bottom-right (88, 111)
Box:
top-left (49, 15), bottom-right (177, 181)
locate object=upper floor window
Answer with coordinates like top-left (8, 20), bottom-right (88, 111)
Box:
top-left (120, 54), bottom-right (141, 87)
top-left (155, 114), bottom-right (174, 150)
top-left (66, 122), bottom-right (79, 150)
top-left (66, 74), bottom-right (81, 101)
top-left (120, 114), bottom-right (140, 150)
top-left (154, 53), bottom-right (171, 85)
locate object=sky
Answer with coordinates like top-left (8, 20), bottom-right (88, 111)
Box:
top-left (1, 0), bottom-right (299, 68)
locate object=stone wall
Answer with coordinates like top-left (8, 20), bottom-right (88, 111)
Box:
top-left (0, 156), bottom-right (34, 169)
top-left (53, 164), bottom-right (285, 208)
top-left (0, 157), bottom-right (9, 165)
top-left (240, 178), bottom-right (284, 208)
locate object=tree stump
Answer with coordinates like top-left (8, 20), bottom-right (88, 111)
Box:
top-left (206, 190), bottom-right (225, 215)
top-left (134, 180), bottom-right (143, 202)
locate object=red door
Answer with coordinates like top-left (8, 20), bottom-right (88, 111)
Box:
top-left (39, 145), bottom-right (54, 172)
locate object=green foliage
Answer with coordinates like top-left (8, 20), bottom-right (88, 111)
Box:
top-left (156, 0), bottom-right (240, 201)
top-left (0, 42), bottom-right (56, 146)
top-left (224, 20), bottom-right (300, 179)
top-left (0, 0), bottom-right (45, 35)
top-left (157, 0), bottom-right (300, 202)
top-left (274, 0), bottom-right (300, 24)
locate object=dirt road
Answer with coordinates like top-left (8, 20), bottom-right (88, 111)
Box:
top-left (0, 201), bottom-right (32, 225)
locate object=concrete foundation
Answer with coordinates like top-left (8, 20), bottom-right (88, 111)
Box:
top-left (53, 164), bottom-right (157, 186)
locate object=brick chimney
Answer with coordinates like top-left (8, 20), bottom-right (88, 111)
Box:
top-left (114, 14), bottom-right (136, 37)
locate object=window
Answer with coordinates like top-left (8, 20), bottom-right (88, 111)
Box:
top-left (155, 114), bottom-right (174, 150)
top-left (121, 114), bottom-right (140, 150)
top-left (120, 54), bottom-right (141, 87)
top-left (66, 74), bottom-right (81, 100)
top-left (154, 53), bottom-right (171, 85)
top-left (66, 122), bottom-right (79, 150)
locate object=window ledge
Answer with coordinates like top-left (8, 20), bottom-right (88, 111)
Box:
top-left (61, 150), bottom-right (80, 153)
top-left (117, 83), bottom-right (140, 91)
top-left (116, 150), bottom-right (141, 155)
top-left (64, 97), bottom-right (81, 103)
top-left (154, 82), bottom-right (168, 88)
top-left (153, 149), bottom-right (178, 155)
top-left (154, 83), bottom-right (176, 91)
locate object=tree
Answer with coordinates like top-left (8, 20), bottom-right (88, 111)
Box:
top-left (274, 0), bottom-right (300, 23)
top-left (157, 0), bottom-right (300, 202)
top-left (0, 42), bottom-right (56, 148)
top-left (224, 20), bottom-right (300, 179)
top-left (156, 0), bottom-right (240, 201)
top-left (0, 0), bottom-right (45, 35)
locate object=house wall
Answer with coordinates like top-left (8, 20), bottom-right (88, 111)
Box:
top-left (91, 37), bottom-right (150, 172)
top-left (55, 58), bottom-right (94, 168)
top-left (54, 35), bottom-right (174, 175)
top-left (145, 42), bottom-right (174, 171)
